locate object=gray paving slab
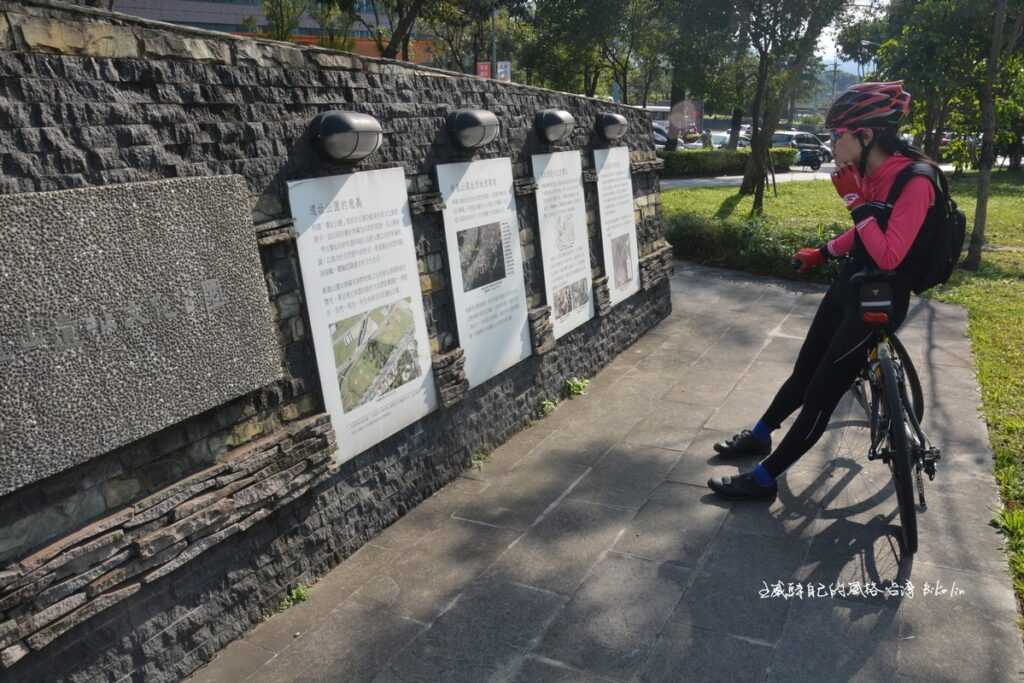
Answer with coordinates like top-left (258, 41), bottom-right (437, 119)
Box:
top-left (623, 406), bottom-right (717, 450)
top-left (244, 543), bottom-right (399, 654)
top-left (566, 443), bottom-right (692, 511)
top-left (375, 578), bottom-right (567, 683)
top-left (483, 498), bottom-right (635, 596)
top-left (509, 657), bottom-right (619, 682)
top-left (765, 596), bottom-right (901, 683)
top-left (349, 519), bottom-right (520, 622)
top-left (249, 599), bottom-right (424, 683)
top-left (372, 477), bottom-right (490, 549)
top-left (637, 618), bottom-right (775, 682)
top-left (613, 482), bottom-right (731, 565)
top-left (535, 553), bottom-right (690, 680)
top-left (668, 528), bottom-right (812, 644)
top-left (459, 425), bottom-right (559, 482)
top-left (451, 450), bottom-right (589, 531)
top-left (185, 261), bottom-right (1023, 683)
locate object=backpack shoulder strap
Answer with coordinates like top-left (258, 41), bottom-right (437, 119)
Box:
top-left (884, 161), bottom-right (938, 208)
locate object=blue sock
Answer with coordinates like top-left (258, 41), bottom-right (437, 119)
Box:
top-left (751, 420), bottom-right (772, 443)
top-left (752, 463), bottom-right (775, 487)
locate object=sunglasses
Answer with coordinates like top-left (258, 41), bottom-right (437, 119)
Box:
top-left (830, 130), bottom-right (844, 145)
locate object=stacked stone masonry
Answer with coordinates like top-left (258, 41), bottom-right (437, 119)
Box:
top-left (0, 416), bottom-right (334, 669)
top-left (0, 1), bottom-right (671, 681)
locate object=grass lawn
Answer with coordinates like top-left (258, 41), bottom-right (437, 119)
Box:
top-left (662, 169), bottom-right (1024, 619)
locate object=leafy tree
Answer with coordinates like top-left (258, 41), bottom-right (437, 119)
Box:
top-left (598, 0), bottom-right (662, 105)
top-left (874, 0), bottom-right (989, 159)
top-left (260, 0), bottom-right (309, 41)
top-left (737, 0), bottom-right (846, 212)
top-left (310, 0), bottom-right (357, 50)
top-left (662, 0), bottom-right (739, 150)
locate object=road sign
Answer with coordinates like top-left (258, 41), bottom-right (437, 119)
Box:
top-left (496, 61), bottom-right (511, 82)
top-left (475, 62), bottom-right (491, 79)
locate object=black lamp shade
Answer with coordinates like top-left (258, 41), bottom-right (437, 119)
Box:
top-left (535, 109), bottom-right (575, 143)
top-left (314, 111), bottom-right (383, 162)
top-left (597, 112), bottom-right (629, 141)
top-left (447, 109), bottom-right (500, 149)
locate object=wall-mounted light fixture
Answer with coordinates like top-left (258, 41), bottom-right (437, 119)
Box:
top-left (597, 112), bottom-right (628, 142)
top-left (447, 109), bottom-right (500, 150)
top-left (312, 111), bottom-right (383, 162)
top-left (534, 109), bottom-right (575, 144)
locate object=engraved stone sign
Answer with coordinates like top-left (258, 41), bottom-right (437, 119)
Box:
top-left (0, 176), bottom-right (282, 496)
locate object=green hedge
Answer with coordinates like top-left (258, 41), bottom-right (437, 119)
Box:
top-left (664, 212), bottom-right (836, 283)
top-left (657, 147), bottom-right (799, 178)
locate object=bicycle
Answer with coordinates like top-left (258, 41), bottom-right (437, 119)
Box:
top-left (794, 262), bottom-right (942, 554)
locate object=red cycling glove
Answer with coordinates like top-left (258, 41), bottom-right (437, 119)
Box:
top-left (792, 246), bottom-right (830, 273)
top-left (831, 164), bottom-right (877, 225)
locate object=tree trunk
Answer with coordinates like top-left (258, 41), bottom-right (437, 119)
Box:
top-left (963, 0), bottom-right (1007, 271)
top-left (751, 92), bottom-right (785, 213)
top-left (740, 52), bottom-right (770, 195)
top-left (665, 60), bottom-right (686, 153)
top-left (641, 64), bottom-right (655, 107)
top-left (727, 106), bottom-right (743, 150)
top-left (382, 0), bottom-right (427, 59)
top-left (586, 61), bottom-right (601, 97)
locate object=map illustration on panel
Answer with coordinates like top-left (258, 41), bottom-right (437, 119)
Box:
top-left (611, 234), bottom-right (634, 289)
top-left (458, 222), bottom-right (506, 292)
top-left (331, 298), bottom-right (422, 412)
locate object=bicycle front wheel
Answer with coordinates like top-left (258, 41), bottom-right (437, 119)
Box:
top-left (881, 346), bottom-right (918, 554)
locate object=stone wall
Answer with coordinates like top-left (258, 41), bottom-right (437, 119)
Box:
top-left (0, 1), bottom-right (672, 680)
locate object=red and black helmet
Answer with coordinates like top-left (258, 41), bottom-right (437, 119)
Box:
top-left (825, 81), bottom-right (911, 131)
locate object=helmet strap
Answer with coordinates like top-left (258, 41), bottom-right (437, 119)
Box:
top-left (856, 131), bottom-right (876, 177)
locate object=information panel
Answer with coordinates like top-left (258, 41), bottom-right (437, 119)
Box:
top-left (436, 157), bottom-right (532, 388)
top-left (594, 146), bottom-right (641, 306)
top-left (531, 150), bottom-right (594, 338)
top-left (288, 168), bottom-right (437, 463)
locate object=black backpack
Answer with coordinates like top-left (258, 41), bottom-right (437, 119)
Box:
top-left (878, 161), bottom-right (967, 294)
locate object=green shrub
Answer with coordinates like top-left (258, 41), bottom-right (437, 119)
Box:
top-left (657, 147), bottom-right (798, 178)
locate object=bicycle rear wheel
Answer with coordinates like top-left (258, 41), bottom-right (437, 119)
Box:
top-left (892, 335), bottom-right (924, 424)
top-left (880, 346), bottom-right (918, 554)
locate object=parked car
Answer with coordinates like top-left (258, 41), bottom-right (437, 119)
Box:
top-left (710, 131), bottom-right (750, 148)
top-left (653, 124), bottom-right (704, 150)
top-left (771, 130), bottom-right (832, 163)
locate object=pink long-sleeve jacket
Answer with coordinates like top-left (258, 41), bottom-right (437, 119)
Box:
top-left (827, 154), bottom-right (935, 270)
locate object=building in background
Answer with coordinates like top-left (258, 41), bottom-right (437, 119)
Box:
top-left (112, 0), bottom-right (438, 63)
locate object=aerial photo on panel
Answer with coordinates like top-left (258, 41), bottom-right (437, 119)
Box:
top-left (611, 234), bottom-right (633, 289)
top-left (458, 221), bottom-right (507, 292)
top-left (331, 297), bottom-right (422, 412)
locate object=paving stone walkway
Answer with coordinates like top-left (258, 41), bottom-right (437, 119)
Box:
top-left (186, 261), bottom-right (1024, 683)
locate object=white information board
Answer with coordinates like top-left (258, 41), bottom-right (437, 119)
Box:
top-left (436, 157), bottom-right (532, 388)
top-left (531, 150), bottom-right (594, 338)
top-left (594, 146), bottom-right (641, 306)
top-left (287, 168), bottom-right (437, 463)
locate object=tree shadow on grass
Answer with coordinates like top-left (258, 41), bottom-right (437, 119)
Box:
top-left (714, 192), bottom-right (745, 220)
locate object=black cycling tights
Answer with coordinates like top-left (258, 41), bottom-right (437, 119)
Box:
top-left (758, 280), bottom-right (911, 479)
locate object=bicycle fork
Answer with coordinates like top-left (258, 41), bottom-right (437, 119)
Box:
top-left (865, 348), bottom-right (942, 512)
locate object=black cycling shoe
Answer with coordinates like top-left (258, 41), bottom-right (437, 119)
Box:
top-left (713, 429), bottom-right (771, 458)
top-left (707, 472), bottom-right (778, 501)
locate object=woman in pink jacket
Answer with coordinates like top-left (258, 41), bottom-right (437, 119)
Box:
top-left (708, 81), bottom-right (941, 500)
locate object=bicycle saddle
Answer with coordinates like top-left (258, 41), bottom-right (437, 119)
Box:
top-left (849, 266), bottom-right (898, 285)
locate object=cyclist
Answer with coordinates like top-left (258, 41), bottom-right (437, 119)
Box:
top-left (707, 81), bottom-right (940, 500)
